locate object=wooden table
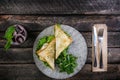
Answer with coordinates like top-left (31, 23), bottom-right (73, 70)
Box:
top-left (0, 0), bottom-right (120, 80)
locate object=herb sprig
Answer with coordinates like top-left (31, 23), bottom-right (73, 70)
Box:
top-left (4, 26), bottom-right (15, 50)
top-left (56, 48), bottom-right (77, 74)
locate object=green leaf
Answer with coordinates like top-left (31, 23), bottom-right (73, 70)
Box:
top-left (47, 35), bottom-right (54, 43)
top-left (36, 36), bottom-right (47, 50)
top-left (4, 40), bottom-right (11, 50)
top-left (55, 47), bottom-right (77, 74)
top-left (4, 26), bottom-right (15, 50)
top-left (43, 62), bottom-right (49, 67)
top-left (4, 26), bottom-right (15, 39)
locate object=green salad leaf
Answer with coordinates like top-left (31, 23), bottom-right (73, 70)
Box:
top-left (56, 48), bottom-right (77, 74)
top-left (36, 35), bottom-right (54, 51)
top-left (4, 26), bottom-right (15, 50)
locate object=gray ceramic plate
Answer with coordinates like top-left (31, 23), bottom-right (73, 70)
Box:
top-left (33, 25), bottom-right (87, 79)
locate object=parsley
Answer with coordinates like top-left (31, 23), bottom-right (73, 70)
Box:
top-left (4, 26), bottom-right (15, 50)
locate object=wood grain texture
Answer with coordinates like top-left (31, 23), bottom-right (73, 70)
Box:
top-left (0, 32), bottom-right (120, 48)
top-left (0, 15), bottom-right (120, 32)
top-left (0, 64), bottom-right (119, 80)
top-left (0, 0), bottom-right (119, 79)
top-left (0, 48), bottom-right (33, 64)
top-left (0, 0), bottom-right (120, 14)
top-left (0, 48), bottom-right (119, 64)
top-left (0, 15), bottom-right (120, 79)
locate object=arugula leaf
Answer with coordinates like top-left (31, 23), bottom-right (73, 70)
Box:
top-left (56, 48), bottom-right (77, 74)
top-left (4, 26), bottom-right (15, 50)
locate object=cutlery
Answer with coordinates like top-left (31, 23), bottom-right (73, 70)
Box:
top-left (98, 29), bottom-right (104, 68)
top-left (93, 27), bottom-right (97, 67)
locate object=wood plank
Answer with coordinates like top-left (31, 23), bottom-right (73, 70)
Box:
top-left (0, 48), bottom-right (33, 64)
top-left (0, 32), bottom-right (120, 48)
top-left (0, 64), bottom-right (119, 80)
top-left (82, 32), bottom-right (120, 48)
top-left (87, 48), bottom-right (120, 64)
top-left (0, 0), bottom-right (120, 14)
top-left (0, 15), bottom-right (120, 32)
top-left (0, 48), bottom-right (119, 64)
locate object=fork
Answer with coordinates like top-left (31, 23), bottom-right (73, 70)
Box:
top-left (98, 29), bottom-right (104, 68)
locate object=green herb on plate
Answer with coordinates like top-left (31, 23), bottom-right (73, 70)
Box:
top-left (36, 36), bottom-right (47, 51)
top-left (4, 26), bottom-right (15, 50)
top-left (56, 48), bottom-right (77, 74)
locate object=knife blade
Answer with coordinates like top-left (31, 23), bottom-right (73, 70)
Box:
top-left (93, 27), bottom-right (97, 67)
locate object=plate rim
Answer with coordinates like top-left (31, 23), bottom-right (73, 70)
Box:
top-left (33, 24), bottom-right (88, 79)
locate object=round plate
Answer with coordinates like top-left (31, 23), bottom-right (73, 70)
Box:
top-left (33, 25), bottom-right (87, 79)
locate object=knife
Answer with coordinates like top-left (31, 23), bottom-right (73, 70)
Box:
top-left (93, 27), bottom-right (97, 67)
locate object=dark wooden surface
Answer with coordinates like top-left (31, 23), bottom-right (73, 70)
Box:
top-left (0, 0), bottom-right (120, 80)
top-left (0, 0), bottom-right (120, 14)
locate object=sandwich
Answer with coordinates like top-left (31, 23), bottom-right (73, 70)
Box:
top-left (55, 24), bottom-right (72, 59)
top-left (37, 39), bottom-right (55, 69)
top-left (36, 24), bottom-right (72, 69)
